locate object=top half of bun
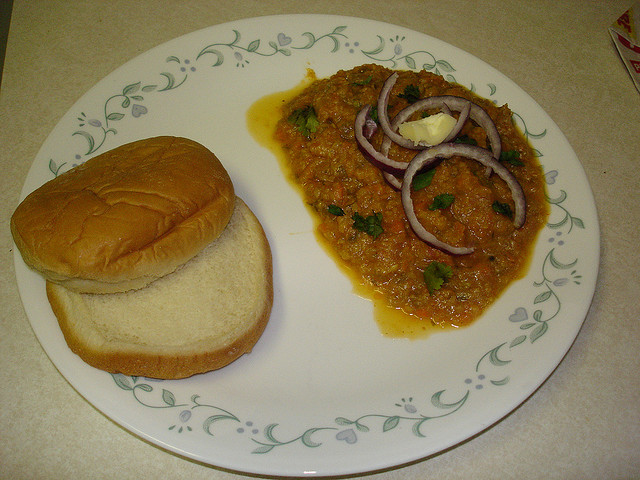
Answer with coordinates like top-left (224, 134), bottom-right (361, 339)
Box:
top-left (11, 136), bottom-right (235, 293)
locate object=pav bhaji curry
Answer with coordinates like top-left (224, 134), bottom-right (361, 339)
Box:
top-left (265, 64), bottom-right (548, 336)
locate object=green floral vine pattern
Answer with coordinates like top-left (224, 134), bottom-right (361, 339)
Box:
top-left (46, 22), bottom-right (585, 454)
top-left (361, 34), bottom-right (457, 82)
top-left (47, 26), bottom-right (349, 177)
top-left (112, 372), bottom-right (473, 453)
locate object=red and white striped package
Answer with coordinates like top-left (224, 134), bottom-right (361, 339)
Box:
top-left (610, 3), bottom-right (640, 93)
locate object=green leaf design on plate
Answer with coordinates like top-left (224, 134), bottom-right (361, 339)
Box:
top-left (405, 56), bottom-right (416, 69)
top-left (335, 417), bottom-right (353, 426)
top-left (252, 445), bottom-right (274, 454)
top-left (360, 34), bottom-right (456, 81)
top-left (203, 414), bottom-right (238, 435)
top-left (534, 290), bottom-right (552, 304)
top-left (435, 59), bottom-right (455, 72)
top-left (162, 389), bottom-right (176, 406)
top-left (122, 82), bottom-right (141, 96)
top-left (107, 112), bottom-right (125, 121)
top-left (383, 416), bottom-right (400, 432)
top-left (529, 322), bottom-right (548, 343)
top-left (247, 39), bottom-right (260, 52)
top-left (251, 424), bottom-right (337, 453)
top-left (112, 373), bottom-right (134, 391)
top-left (301, 428), bottom-right (326, 447)
top-left (491, 377), bottom-right (510, 386)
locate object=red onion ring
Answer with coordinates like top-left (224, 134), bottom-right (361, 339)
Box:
top-left (442, 100), bottom-right (471, 142)
top-left (355, 76), bottom-right (526, 256)
top-left (401, 143), bottom-right (526, 255)
top-left (383, 171), bottom-right (403, 189)
top-left (354, 105), bottom-right (409, 176)
top-left (377, 73), bottom-right (502, 166)
top-left (363, 114), bottom-right (378, 139)
top-left (378, 122), bottom-right (404, 189)
top-left (377, 73), bottom-right (426, 150)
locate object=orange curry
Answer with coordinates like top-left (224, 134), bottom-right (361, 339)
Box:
top-left (270, 64), bottom-right (548, 334)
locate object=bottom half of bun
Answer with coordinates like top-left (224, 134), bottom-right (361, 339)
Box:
top-left (46, 197), bottom-right (273, 379)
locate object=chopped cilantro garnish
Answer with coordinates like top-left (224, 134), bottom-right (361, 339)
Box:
top-left (352, 75), bottom-right (373, 86)
top-left (397, 84), bottom-right (421, 104)
top-left (429, 193), bottom-right (455, 210)
top-left (352, 212), bottom-right (384, 239)
top-left (368, 105), bottom-right (379, 123)
top-left (412, 169), bottom-right (436, 191)
top-left (288, 106), bottom-right (319, 137)
top-left (492, 201), bottom-right (513, 218)
top-left (500, 150), bottom-right (523, 166)
top-left (328, 204), bottom-right (345, 216)
top-left (454, 135), bottom-right (478, 146)
top-left (423, 261), bottom-right (453, 294)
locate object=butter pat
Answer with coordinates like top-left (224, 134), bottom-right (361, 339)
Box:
top-left (398, 113), bottom-right (457, 146)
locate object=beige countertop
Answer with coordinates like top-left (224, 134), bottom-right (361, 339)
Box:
top-left (1, 1), bottom-right (639, 478)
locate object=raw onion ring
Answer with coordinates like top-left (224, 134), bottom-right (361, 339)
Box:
top-left (354, 105), bottom-right (409, 176)
top-left (377, 73), bottom-right (502, 167)
top-left (401, 143), bottom-right (526, 255)
top-left (377, 73), bottom-right (426, 150)
top-left (442, 100), bottom-right (471, 142)
top-left (383, 171), bottom-right (403, 190)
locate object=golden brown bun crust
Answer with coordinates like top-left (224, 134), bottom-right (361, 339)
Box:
top-left (49, 281), bottom-right (272, 379)
top-left (11, 136), bottom-right (235, 293)
top-left (46, 198), bottom-right (273, 379)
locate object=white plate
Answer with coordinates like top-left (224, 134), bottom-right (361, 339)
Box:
top-left (14, 14), bottom-right (599, 477)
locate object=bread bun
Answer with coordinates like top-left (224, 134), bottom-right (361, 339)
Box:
top-left (46, 198), bottom-right (273, 379)
top-left (11, 136), bottom-right (235, 293)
